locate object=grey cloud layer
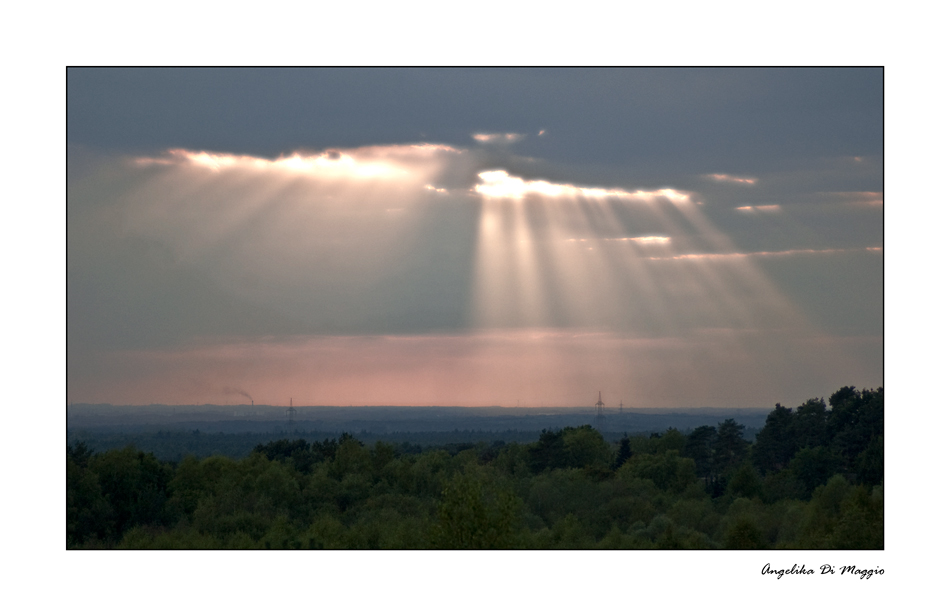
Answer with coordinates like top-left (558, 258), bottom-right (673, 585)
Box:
top-left (68, 68), bottom-right (882, 173)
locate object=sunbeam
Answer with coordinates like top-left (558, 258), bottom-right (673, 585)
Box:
top-left (69, 139), bottom-right (881, 408)
top-left (465, 167), bottom-right (876, 405)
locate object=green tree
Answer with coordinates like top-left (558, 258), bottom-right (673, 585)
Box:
top-left (654, 428), bottom-right (686, 455)
top-left (561, 425), bottom-right (612, 469)
top-left (528, 425), bottom-right (611, 472)
top-left (87, 446), bottom-right (173, 540)
top-left (726, 463), bottom-right (762, 500)
top-left (329, 434), bottom-right (371, 480)
top-left (433, 469), bottom-right (522, 548)
top-left (370, 441), bottom-right (396, 477)
top-left (618, 451), bottom-right (696, 493)
top-left (724, 517), bottom-right (767, 549)
top-left (67, 453), bottom-right (114, 547)
top-left (253, 438), bottom-right (320, 473)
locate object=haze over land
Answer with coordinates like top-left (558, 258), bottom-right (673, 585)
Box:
top-left (67, 69), bottom-right (883, 408)
top-left (67, 402), bottom-right (770, 434)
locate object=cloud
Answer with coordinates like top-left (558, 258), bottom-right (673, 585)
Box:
top-left (133, 143), bottom-right (463, 180)
top-left (735, 205), bottom-right (782, 213)
top-left (472, 132), bottom-right (524, 144)
top-left (706, 173), bottom-right (758, 184)
top-left (646, 246), bottom-right (881, 261)
top-left (566, 236), bottom-right (671, 244)
top-left (623, 236), bottom-right (671, 243)
top-left (819, 191), bottom-right (883, 207)
top-left (473, 169), bottom-right (692, 202)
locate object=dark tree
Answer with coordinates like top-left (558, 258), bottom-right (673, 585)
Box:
top-left (528, 428), bottom-right (569, 473)
top-left (684, 425), bottom-right (717, 482)
top-left (713, 419), bottom-right (748, 476)
top-left (253, 438), bottom-right (318, 473)
top-left (67, 442), bottom-right (95, 468)
top-left (793, 398), bottom-right (828, 449)
top-left (86, 446), bottom-right (173, 541)
top-left (614, 435), bottom-right (633, 470)
top-left (528, 426), bottom-right (610, 472)
top-left (855, 435), bottom-right (884, 486)
top-left (790, 446), bottom-right (840, 495)
top-left (67, 451), bottom-right (113, 547)
top-left (751, 404), bottom-right (797, 473)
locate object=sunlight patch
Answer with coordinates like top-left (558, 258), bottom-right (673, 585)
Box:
top-left (577, 236), bottom-right (673, 243)
top-left (474, 169), bottom-right (691, 203)
top-left (131, 144), bottom-right (461, 180)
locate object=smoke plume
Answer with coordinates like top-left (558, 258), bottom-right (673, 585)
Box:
top-left (224, 386), bottom-right (253, 405)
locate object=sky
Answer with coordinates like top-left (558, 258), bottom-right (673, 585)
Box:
top-left (67, 68), bottom-right (883, 409)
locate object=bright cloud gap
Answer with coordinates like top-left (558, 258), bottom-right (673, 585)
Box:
top-left (474, 170), bottom-right (691, 202)
top-left (565, 236), bottom-right (671, 244)
top-left (131, 144), bottom-right (462, 178)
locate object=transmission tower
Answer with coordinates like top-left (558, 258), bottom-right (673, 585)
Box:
top-left (286, 398), bottom-right (297, 424)
top-left (595, 391), bottom-right (606, 430)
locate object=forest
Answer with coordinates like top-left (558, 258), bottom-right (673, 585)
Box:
top-left (66, 386), bottom-right (883, 549)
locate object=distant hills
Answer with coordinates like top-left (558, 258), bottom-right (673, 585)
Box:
top-left (67, 403), bottom-right (769, 435)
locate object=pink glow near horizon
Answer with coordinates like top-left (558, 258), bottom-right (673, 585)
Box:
top-left (69, 330), bottom-right (882, 408)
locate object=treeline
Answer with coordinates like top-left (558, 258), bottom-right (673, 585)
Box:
top-left (67, 386), bottom-right (883, 549)
top-left (65, 429), bottom-right (549, 462)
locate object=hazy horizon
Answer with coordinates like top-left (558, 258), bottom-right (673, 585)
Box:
top-left (67, 401), bottom-right (775, 414)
